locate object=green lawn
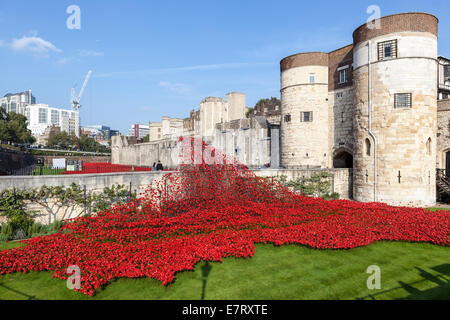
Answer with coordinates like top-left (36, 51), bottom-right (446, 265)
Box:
top-left (0, 241), bottom-right (448, 300)
top-left (427, 207), bottom-right (450, 212)
top-left (31, 167), bottom-right (64, 175)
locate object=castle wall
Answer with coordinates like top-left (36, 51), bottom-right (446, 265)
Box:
top-left (149, 122), bottom-right (162, 142)
top-left (0, 167), bottom-right (352, 224)
top-left (329, 87), bottom-right (355, 158)
top-left (112, 117), bottom-right (271, 169)
top-left (226, 92), bottom-right (246, 121)
top-left (254, 168), bottom-right (352, 200)
top-left (199, 93), bottom-right (246, 137)
top-left (352, 20), bottom-right (438, 206)
top-left (215, 117), bottom-right (270, 167)
top-left (280, 59), bottom-right (330, 168)
top-left (437, 99), bottom-right (450, 168)
top-left (112, 135), bottom-right (181, 168)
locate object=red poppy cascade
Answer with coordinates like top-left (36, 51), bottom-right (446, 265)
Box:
top-left (0, 137), bottom-right (449, 296)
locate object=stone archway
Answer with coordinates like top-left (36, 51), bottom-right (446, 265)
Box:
top-left (438, 147), bottom-right (450, 171)
top-left (333, 148), bottom-right (353, 168)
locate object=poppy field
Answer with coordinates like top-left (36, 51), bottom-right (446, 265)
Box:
top-left (0, 138), bottom-right (449, 296)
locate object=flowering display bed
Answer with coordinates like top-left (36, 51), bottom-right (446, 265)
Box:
top-left (1, 140), bottom-right (449, 296)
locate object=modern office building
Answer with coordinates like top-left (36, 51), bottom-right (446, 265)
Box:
top-left (82, 125), bottom-right (119, 140)
top-left (128, 124), bottom-right (150, 139)
top-left (0, 90), bottom-right (36, 115)
top-left (25, 104), bottom-right (80, 138)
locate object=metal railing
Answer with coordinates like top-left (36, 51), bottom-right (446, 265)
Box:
top-left (2, 164), bottom-right (156, 176)
top-left (439, 82), bottom-right (450, 91)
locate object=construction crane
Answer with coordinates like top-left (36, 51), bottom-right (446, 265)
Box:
top-left (71, 70), bottom-right (92, 111)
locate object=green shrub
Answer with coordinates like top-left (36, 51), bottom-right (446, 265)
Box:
top-left (0, 189), bottom-right (34, 236)
top-left (322, 192), bottom-right (340, 200)
top-left (276, 173), bottom-right (335, 198)
top-left (43, 220), bottom-right (63, 235)
top-left (27, 222), bottom-right (43, 238)
top-left (0, 222), bottom-right (13, 241)
top-left (12, 229), bottom-right (27, 240)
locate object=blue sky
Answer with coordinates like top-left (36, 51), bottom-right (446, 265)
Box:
top-left (0, 0), bottom-right (449, 134)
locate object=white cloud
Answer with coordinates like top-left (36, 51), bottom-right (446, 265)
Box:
top-left (56, 57), bottom-right (72, 65)
top-left (94, 62), bottom-right (273, 79)
top-left (78, 49), bottom-right (104, 57)
top-left (159, 81), bottom-right (192, 94)
top-left (10, 35), bottom-right (62, 53)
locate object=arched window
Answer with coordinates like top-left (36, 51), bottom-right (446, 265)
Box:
top-left (426, 138), bottom-right (432, 156)
top-left (365, 138), bottom-right (371, 156)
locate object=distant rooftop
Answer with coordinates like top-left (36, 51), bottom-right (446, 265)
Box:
top-left (3, 91), bottom-right (33, 98)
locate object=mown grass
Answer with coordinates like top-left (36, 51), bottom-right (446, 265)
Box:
top-left (427, 207), bottom-right (450, 212)
top-left (0, 241), bottom-right (448, 300)
top-left (31, 167), bottom-right (64, 175)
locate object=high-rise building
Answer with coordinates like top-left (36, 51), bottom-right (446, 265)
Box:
top-left (82, 125), bottom-right (119, 140)
top-left (128, 124), bottom-right (150, 138)
top-left (0, 90), bottom-right (36, 115)
top-left (25, 104), bottom-right (80, 138)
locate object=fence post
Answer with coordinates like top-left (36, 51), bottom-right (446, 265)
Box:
top-left (129, 182), bottom-right (132, 201)
top-left (165, 178), bottom-right (168, 202)
top-left (332, 174), bottom-right (335, 195)
top-left (84, 185), bottom-right (87, 215)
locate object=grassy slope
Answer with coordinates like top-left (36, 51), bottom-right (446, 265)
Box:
top-left (0, 241), bottom-right (448, 300)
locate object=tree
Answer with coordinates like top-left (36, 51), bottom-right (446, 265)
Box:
top-left (48, 131), bottom-right (108, 152)
top-left (247, 97), bottom-right (281, 117)
top-left (78, 134), bottom-right (108, 152)
top-left (0, 107), bottom-right (35, 145)
top-left (254, 97), bottom-right (281, 111)
top-left (0, 117), bottom-right (11, 144)
top-left (7, 112), bottom-right (35, 144)
top-left (47, 131), bottom-right (78, 149)
top-left (142, 134), bottom-right (150, 143)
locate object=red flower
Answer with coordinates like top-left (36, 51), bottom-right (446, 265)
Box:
top-left (0, 137), bottom-right (448, 296)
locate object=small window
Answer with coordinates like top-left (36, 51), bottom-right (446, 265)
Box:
top-left (444, 65), bottom-right (450, 79)
top-left (284, 114), bottom-right (291, 122)
top-left (378, 40), bottom-right (397, 61)
top-left (365, 138), bottom-right (371, 156)
top-left (336, 92), bottom-right (343, 99)
top-left (426, 138), bottom-right (432, 156)
top-left (309, 74), bottom-right (316, 84)
top-left (339, 69), bottom-right (348, 84)
top-left (394, 93), bottom-right (412, 108)
top-left (275, 105), bottom-right (279, 111)
top-left (300, 111), bottom-right (313, 122)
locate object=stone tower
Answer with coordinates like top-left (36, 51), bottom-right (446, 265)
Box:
top-left (352, 12), bottom-right (438, 206)
top-left (280, 52), bottom-right (330, 168)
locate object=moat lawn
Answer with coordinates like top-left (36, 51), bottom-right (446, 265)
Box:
top-left (0, 241), bottom-right (448, 300)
